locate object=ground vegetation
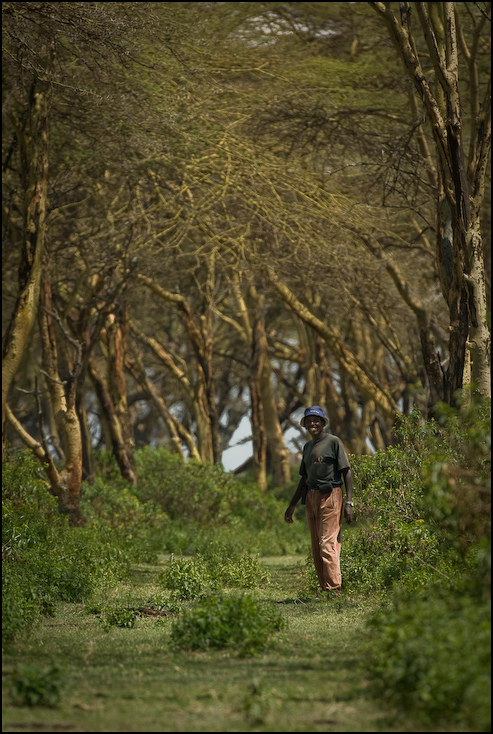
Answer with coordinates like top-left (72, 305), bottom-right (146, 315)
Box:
top-left (2, 393), bottom-right (490, 731)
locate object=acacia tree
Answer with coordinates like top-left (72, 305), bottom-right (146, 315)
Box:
top-left (216, 1), bottom-right (489, 412)
top-left (369, 1), bottom-right (491, 401)
top-left (2, 6), bottom-right (52, 450)
top-left (4, 2), bottom-right (489, 498)
top-left (2, 2), bottom-right (193, 497)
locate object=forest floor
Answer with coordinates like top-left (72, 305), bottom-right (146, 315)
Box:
top-left (2, 555), bottom-right (468, 733)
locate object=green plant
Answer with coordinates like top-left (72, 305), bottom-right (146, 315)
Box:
top-left (80, 474), bottom-right (169, 563)
top-left (10, 663), bottom-right (62, 707)
top-left (348, 397), bottom-right (490, 595)
top-left (100, 607), bottom-right (138, 631)
top-left (170, 591), bottom-right (285, 656)
top-left (360, 395), bottom-right (491, 732)
top-left (196, 540), bottom-right (271, 588)
top-left (160, 554), bottom-right (216, 600)
top-left (240, 676), bottom-right (278, 726)
top-left (144, 592), bottom-right (181, 613)
top-left (364, 587), bottom-right (491, 731)
top-left (159, 546), bottom-right (271, 601)
top-left (2, 449), bottom-right (130, 647)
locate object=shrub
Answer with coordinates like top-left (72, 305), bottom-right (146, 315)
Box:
top-left (10, 663), bottom-right (62, 707)
top-left (2, 450), bottom-right (129, 647)
top-left (81, 474), bottom-right (170, 563)
top-left (160, 542), bottom-right (271, 601)
top-left (348, 398), bottom-right (490, 595)
top-left (194, 540), bottom-right (271, 589)
top-left (360, 394), bottom-right (491, 731)
top-left (87, 446), bottom-right (307, 558)
top-left (99, 607), bottom-right (138, 631)
top-left (132, 446), bottom-right (307, 555)
top-left (160, 554), bottom-right (216, 600)
top-left (170, 591), bottom-right (285, 656)
top-left (364, 586), bottom-right (491, 731)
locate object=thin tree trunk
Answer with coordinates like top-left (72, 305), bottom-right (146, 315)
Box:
top-left (249, 291), bottom-right (268, 491)
top-left (267, 267), bottom-right (398, 419)
top-left (126, 349), bottom-right (202, 461)
top-left (38, 268), bottom-right (83, 525)
top-left (2, 82), bottom-right (49, 450)
top-left (136, 274), bottom-right (219, 463)
top-left (87, 345), bottom-right (137, 486)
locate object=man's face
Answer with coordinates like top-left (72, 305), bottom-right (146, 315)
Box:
top-left (305, 416), bottom-right (324, 438)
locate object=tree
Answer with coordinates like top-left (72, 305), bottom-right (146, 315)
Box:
top-left (2, 2), bottom-right (187, 497)
top-left (2, 6), bottom-right (52, 449)
top-left (369, 2), bottom-right (491, 401)
top-left (3, 2), bottom-right (489, 498)
top-left (217, 1), bottom-right (489, 412)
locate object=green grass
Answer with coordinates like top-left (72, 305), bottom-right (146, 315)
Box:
top-left (2, 555), bottom-right (469, 733)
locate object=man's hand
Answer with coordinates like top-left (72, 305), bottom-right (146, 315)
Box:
top-left (284, 506), bottom-right (295, 524)
top-left (344, 504), bottom-right (354, 525)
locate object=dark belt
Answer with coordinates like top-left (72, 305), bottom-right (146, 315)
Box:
top-left (307, 482), bottom-right (340, 494)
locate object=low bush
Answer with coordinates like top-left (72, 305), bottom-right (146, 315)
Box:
top-left (131, 446), bottom-right (307, 556)
top-left (99, 606), bottom-right (138, 631)
top-left (2, 450), bottom-right (129, 647)
top-left (160, 554), bottom-right (215, 601)
top-left (348, 397), bottom-right (490, 595)
top-left (170, 591), bottom-right (285, 656)
top-left (364, 586), bottom-right (491, 731)
top-left (9, 662), bottom-right (62, 708)
top-left (80, 475), bottom-right (170, 563)
top-left (160, 544), bottom-right (271, 601)
top-left (358, 394), bottom-right (491, 731)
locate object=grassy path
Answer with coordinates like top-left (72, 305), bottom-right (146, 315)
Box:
top-left (2, 555), bottom-right (466, 732)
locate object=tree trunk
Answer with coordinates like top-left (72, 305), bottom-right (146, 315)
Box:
top-left (38, 268), bottom-right (83, 525)
top-left (370, 1), bottom-right (491, 401)
top-left (249, 291), bottom-right (268, 491)
top-left (2, 82), bottom-right (49, 450)
top-left (126, 348), bottom-right (202, 461)
top-left (137, 274), bottom-right (219, 463)
top-left (106, 311), bottom-right (137, 482)
top-left (237, 281), bottom-right (291, 487)
top-left (87, 341), bottom-right (137, 486)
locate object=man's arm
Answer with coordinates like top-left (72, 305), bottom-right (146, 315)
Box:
top-left (284, 476), bottom-right (306, 523)
top-left (341, 467), bottom-right (354, 524)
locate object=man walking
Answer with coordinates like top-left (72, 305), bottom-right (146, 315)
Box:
top-left (284, 405), bottom-right (354, 594)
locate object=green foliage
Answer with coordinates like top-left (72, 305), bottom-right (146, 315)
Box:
top-left (99, 607), bottom-right (138, 632)
top-left (355, 395), bottom-right (491, 731)
top-left (364, 588), bottom-right (491, 731)
top-left (170, 591), bottom-right (285, 656)
top-left (419, 396), bottom-right (491, 591)
top-left (81, 470), bottom-right (170, 563)
top-left (2, 450), bottom-right (129, 647)
top-left (9, 663), bottom-right (62, 708)
top-left (160, 554), bottom-right (215, 601)
top-left (90, 446), bottom-right (307, 557)
top-left (160, 544), bottom-right (270, 601)
top-left (134, 446), bottom-right (235, 524)
top-left (347, 398), bottom-right (491, 594)
top-left (143, 592), bottom-right (181, 614)
top-left (240, 676), bottom-right (278, 726)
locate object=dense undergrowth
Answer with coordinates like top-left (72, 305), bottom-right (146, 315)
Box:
top-left (2, 394), bottom-right (490, 730)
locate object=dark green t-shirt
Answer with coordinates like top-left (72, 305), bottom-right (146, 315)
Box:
top-left (300, 432), bottom-right (350, 491)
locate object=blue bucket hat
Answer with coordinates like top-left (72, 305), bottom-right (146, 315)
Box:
top-left (300, 405), bottom-right (328, 427)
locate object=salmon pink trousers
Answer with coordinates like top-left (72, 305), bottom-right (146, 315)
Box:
top-left (305, 485), bottom-right (343, 590)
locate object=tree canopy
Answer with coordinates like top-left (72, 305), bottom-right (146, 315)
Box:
top-left (2, 1), bottom-right (490, 519)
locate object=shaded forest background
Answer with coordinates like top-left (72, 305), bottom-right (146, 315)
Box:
top-left (2, 2), bottom-right (491, 524)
